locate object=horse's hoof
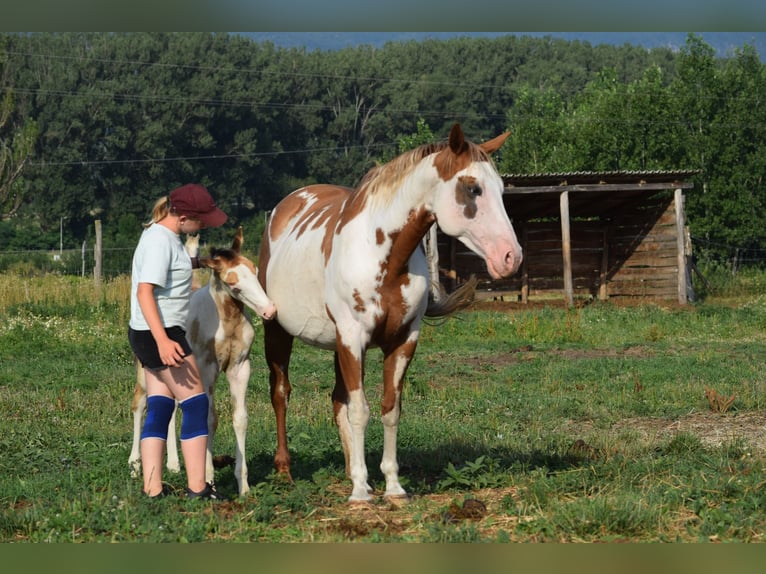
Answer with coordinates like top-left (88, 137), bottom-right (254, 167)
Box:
top-left (384, 493), bottom-right (410, 507)
top-left (347, 497), bottom-right (376, 509)
top-left (348, 489), bottom-right (375, 504)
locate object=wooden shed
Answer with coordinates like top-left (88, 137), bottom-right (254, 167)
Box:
top-left (436, 170), bottom-right (699, 306)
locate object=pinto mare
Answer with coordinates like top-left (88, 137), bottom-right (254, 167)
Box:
top-left (259, 123), bottom-right (523, 502)
top-left (129, 227), bottom-right (276, 496)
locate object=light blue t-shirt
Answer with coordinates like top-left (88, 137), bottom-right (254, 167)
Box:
top-left (129, 223), bottom-right (193, 331)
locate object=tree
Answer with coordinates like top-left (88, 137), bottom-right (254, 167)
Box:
top-left (1, 49), bottom-right (38, 219)
top-left (500, 85), bottom-right (572, 173)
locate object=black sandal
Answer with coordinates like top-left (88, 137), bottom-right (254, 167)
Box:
top-left (146, 484), bottom-right (174, 499)
top-left (185, 482), bottom-right (227, 501)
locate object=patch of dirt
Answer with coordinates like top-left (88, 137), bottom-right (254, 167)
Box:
top-left (623, 411), bottom-right (766, 451)
top-left (557, 411), bottom-right (766, 453)
top-left (309, 485), bottom-right (525, 542)
top-left (460, 344), bottom-right (658, 368)
top-left (459, 300), bottom-right (766, 452)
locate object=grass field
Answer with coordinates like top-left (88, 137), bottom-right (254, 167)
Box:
top-left (1, 271), bottom-right (766, 542)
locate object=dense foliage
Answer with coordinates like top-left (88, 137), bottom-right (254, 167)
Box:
top-left (1, 32), bottom-right (765, 265)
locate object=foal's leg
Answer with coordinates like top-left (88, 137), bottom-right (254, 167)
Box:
top-left (379, 333), bottom-right (419, 500)
top-left (129, 378), bottom-right (146, 478)
top-left (165, 408), bottom-right (180, 473)
top-left (226, 358), bottom-right (251, 495)
top-left (264, 319), bottom-right (294, 480)
top-left (334, 340), bottom-right (372, 502)
top-left (196, 360), bottom-right (219, 487)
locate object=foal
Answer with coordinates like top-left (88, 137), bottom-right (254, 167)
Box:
top-left (129, 227), bottom-right (276, 496)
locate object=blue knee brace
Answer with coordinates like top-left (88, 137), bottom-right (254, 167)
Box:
top-left (141, 395), bottom-right (176, 441)
top-left (179, 393), bottom-right (209, 440)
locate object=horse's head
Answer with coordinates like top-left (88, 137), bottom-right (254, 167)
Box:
top-left (429, 123), bottom-right (522, 280)
top-left (201, 226), bottom-right (277, 320)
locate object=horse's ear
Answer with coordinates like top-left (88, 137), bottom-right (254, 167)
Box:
top-left (448, 123), bottom-right (467, 154)
top-left (480, 131), bottom-right (511, 155)
top-left (232, 226), bottom-right (244, 253)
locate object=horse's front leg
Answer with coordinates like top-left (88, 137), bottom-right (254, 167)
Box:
top-left (332, 353), bottom-right (374, 497)
top-left (379, 333), bottom-right (418, 500)
top-left (334, 343), bottom-right (372, 502)
top-left (227, 359), bottom-right (251, 495)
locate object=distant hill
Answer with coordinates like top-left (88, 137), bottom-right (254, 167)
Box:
top-left (239, 32), bottom-right (766, 59)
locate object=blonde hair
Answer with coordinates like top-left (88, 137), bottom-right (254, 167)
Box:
top-left (143, 196), bottom-right (172, 228)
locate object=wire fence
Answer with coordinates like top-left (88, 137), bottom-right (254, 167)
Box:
top-left (1, 236), bottom-right (765, 281)
top-left (0, 245), bottom-right (134, 278)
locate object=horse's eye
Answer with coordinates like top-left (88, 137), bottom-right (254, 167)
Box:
top-left (470, 185), bottom-right (483, 197)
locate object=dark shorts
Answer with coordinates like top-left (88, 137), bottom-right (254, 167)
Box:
top-left (128, 326), bottom-right (193, 371)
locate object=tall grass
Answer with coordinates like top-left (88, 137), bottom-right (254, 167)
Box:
top-left (2, 269), bottom-right (766, 542)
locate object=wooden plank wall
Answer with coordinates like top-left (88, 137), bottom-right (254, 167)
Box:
top-left (437, 193), bottom-right (680, 302)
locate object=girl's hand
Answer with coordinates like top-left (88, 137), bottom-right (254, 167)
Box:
top-left (157, 337), bottom-right (186, 367)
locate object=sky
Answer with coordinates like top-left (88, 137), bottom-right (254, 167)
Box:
top-left (3, 0), bottom-right (766, 31)
top-left (241, 32), bottom-right (766, 59)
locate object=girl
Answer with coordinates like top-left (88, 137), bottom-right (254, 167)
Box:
top-left (128, 183), bottom-right (227, 499)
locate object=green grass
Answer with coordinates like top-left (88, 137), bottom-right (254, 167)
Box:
top-left (2, 273), bottom-right (766, 542)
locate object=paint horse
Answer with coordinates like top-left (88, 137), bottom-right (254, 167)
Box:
top-left (129, 227), bottom-right (276, 496)
top-left (258, 123), bottom-right (522, 502)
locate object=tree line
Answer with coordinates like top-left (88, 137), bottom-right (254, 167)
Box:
top-left (1, 32), bottom-right (764, 267)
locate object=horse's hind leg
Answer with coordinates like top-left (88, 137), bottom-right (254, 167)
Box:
top-left (264, 319), bottom-right (294, 480)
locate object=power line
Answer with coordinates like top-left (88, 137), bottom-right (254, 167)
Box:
top-left (27, 142), bottom-right (395, 168)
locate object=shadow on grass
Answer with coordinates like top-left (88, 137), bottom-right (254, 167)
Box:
top-left (229, 437), bottom-right (586, 498)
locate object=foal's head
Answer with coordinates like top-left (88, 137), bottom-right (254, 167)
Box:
top-left (201, 227), bottom-right (276, 321)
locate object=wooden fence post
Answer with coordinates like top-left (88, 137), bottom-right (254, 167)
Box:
top-left (560, 191), bottom-right (574, 307)
top-left (94, 220), bottom-right (102, 289)
top-left (674, 188), bottom-right (687, 304)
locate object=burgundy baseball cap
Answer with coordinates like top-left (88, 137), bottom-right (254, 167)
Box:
top-left (169, 184), bottom-right (228, 228)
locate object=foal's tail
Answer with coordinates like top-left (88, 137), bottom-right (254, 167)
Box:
top-left (425, 275), bottom-right (478, 318)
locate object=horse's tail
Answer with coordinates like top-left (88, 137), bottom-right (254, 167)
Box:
top-left (425, 275), bottom-right (478, 318)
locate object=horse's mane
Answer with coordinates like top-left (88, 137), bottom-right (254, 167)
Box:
top-left (355, 139), bottom-right (491, 206)
top-left (208, 247), bottom-right (237, 261)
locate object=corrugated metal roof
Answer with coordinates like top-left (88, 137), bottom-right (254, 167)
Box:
top-left (503, 169), bottom-right (700, 179)
top-left (502, 169), bottom-right (701, 187)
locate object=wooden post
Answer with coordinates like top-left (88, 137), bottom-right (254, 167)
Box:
top-left (560, 191), bottom-right (574, 307)
top-left (674, 188), bottom-right (687, 304)
top-left (599, 225), bottom-right (610, 301)
top-left (94, 219), bottom-right (102, 290)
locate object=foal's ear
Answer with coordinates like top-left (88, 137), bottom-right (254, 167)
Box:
top-left (197, 256), bottom-right (214, 269)
top-left (231, 226), bottom-right (244, 253)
